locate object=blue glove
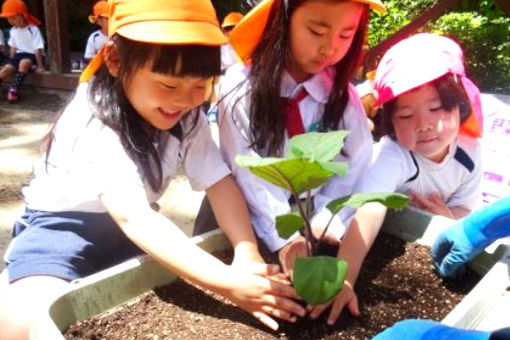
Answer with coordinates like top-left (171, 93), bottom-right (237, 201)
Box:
top-left (372, 319), bottom-right (490, 340)
top-left (432, 196), bottom-right (510, 278)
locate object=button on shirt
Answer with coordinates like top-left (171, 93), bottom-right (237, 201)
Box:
top-left (23, 83), bottom-right (230, 213)
top-left (218, 64), bottom-right (373, 251)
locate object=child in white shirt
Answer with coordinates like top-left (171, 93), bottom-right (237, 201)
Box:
top-left (83, 1), bottom-right (108, 62)
top-left (324, 33), bottom-right (484, 325)
top-left (0, 0), bottom-right (44, 103)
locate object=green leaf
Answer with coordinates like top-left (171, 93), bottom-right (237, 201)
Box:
top-left (318, 161), bottom-right (348, 177)
top-left (235, 155), bottom-right (334, 194)
top-left (275, 213), bottom-right (304, 239)
top-left (287, 131), bottom-right (349, 163)
top-left (293, 256), bottom-right (347, 305)
top-left (326, 192), bottom-right (409, 215)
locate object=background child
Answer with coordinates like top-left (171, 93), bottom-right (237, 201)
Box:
top-left (0, 0), bottom-right (44, 103)
top-left (315, 33), bottom-right (485, 325)
top-left (220, 11), bottom-right (243, 71)
top-left (210, 0), bottom-right (386, 279)
top-left (0, 1), bottom-right (305, 338)
top-left (83, 0), bottom-right (108, 64)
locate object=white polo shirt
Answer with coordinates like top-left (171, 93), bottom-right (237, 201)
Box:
top-left (23, 82), bottom-right (230, 213)
top-left (218, 64), bottom-right (373, 251)
top-left (84, 30), bottom-right (108, 59)
top-left (356, 134), bottom-right (482, 210)
top-left (8, 25), bottom-right (44, 54)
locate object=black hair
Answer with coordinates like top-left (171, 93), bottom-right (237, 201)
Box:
top-left (247, 0), bottom-right (369, 156)
top-left (381, 74), bottom-right (472, 140)
top-left (44, 34), bottom-right (221, 192)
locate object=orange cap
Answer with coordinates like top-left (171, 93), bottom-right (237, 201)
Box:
top-left (221, 12), bottom-right (244, 28)
top-left (80, 0), bottom-right (226, 83)
top-left (88, 1), bottom-right (108, 24)
top-left (230, 0), bottom-right (386, 63)
top-left (0, 0), bottom-right (40, 25)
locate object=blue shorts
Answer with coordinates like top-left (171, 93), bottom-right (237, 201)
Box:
top-left (4, 208), bottom-right (144, 283)
top-left (5, 52), bottom-right (37, 69)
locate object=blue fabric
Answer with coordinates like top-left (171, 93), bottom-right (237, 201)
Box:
top-left (372, 319), bottom-right (491, 340)
top-left (432, 196), bottom-right (510, 278)
top-left (5, 208), bottom-right (144, 283)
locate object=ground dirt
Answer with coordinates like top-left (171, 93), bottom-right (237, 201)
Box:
top-left (64, 231), bottom-right (480, 340)
top-left (0, 86), bottom-right (205, 271)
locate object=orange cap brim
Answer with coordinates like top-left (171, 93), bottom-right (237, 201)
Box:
top-left (117, 21), bottom-right (227, 46)
top-left (230, 0), bottom-right (386, 63)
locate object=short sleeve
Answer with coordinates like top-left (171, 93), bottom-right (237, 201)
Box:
top-left (180, 111), bottom-right (231, 191)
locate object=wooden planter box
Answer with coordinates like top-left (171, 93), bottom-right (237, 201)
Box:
top-left (31, 207), bottom-right (510, 339)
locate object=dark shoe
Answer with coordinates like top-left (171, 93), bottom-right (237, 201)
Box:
top-left (7, 88), bottom-right (18, 103)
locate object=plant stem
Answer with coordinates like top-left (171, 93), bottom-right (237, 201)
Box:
top-left (317, 212), bottom-right (336, 249)
top-left (270, 166), bottom-right (315, 256)
top-left (293, 192), bottom-right (316, 256)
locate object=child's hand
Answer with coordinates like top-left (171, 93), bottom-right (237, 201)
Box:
top-left (34, 66), bottom-right (44, 75)
top-left (409, 191), bottom-right (453, 219)
top-left (278, 236), bottom-right (308, 279)
top-left (222, 263), bottom-right (306, 330)
top-left (308, 280), bottom-right (360, 325)
top-left (312, 225), bottom-right (340, 247)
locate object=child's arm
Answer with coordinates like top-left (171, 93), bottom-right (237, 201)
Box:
top-left (409, 191), bottom-right (470, 219)
top-left (34, 48), bottom-right (44, 74)
top-left (100, 185), bottom-right (306, 330)
top-left (9, 46), bottom-right (16, 58)
top-left (309, 202), bottom-right (388, 324)
top-left (205, 174), bottom-right (264, 264)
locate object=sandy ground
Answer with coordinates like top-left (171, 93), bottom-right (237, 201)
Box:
top-left (0, 87), bottom-right (207, 271)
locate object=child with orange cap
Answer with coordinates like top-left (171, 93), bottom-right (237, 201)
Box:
top-left (0, 0), bottom-right (44, 103)
top-left (83, 1), bottom-right (108, 63)
top-left (0, 1), bottom-right (306, 338)
top-left (220, 11), bottom-right (244, 70)
top-left (202, 0), bottom-right (385, 325)
top-left (328, 33), bottom-right (484, 326)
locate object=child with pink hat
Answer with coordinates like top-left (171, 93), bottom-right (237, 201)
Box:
top-left (330, 33), bottom-right (484, 321)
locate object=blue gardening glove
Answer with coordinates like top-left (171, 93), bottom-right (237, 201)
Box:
top-left (372, 319), bottom-right (490, 340)
top-left (432, 196), bottom-right (510, 278)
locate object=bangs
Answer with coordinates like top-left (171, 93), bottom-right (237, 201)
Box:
top-left (151, 44), bottom-right (222, 79)
top-left (113, 35), bottom-right (222, 80)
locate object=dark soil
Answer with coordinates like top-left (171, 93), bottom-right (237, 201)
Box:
top-left (65, 232), bottom-right (480, 340)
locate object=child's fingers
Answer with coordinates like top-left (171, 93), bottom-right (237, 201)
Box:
top-left (252, 311), bottom-right (279, 331)
top-left (309, 302), bottom-right (331, 320)
top-left (263, 293), bottom-right (306, 317)
top-left (243, 262), bottom-right (280, 276)
top-left (260, 305), bottom-right (298, 323)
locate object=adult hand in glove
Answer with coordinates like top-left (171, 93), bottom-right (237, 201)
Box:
top-left (432, 196), bottom-right (510, 278)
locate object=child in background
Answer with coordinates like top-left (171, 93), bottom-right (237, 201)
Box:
top-left (214, 0), bottom-right (385, 288)
top-left (83, 1), bottom-right (108, 64)
top-left (321, 33), bottom-right (484, 325)
top-left (220, 11), bottom-right (243, 71)
top-left (0, 0), bottom-right (44, 103)
top-left (0, 1), bottom-right (305, 338)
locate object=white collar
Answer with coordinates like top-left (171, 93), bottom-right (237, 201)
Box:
top-left (280, 67), bottom-right (334, 104)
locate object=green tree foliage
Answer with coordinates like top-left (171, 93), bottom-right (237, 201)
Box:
top-left (369, 0), bottom-right (510, 93)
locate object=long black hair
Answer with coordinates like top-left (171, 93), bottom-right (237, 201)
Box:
top-left (45, 34), bottom-right (221, 192)
top-left (248, 0), bottom-right (369, 156)
top-left (381, 74), bottom-right (472, 140)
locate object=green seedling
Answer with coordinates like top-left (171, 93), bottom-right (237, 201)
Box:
top-left (236, 131), bottom-right (409, 305)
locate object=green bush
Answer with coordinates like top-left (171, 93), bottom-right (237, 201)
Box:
top-left (368, 0), bottom-right (510, 94)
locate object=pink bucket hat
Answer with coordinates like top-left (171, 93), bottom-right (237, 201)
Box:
top-left (374, 33), bottom-right (483, 138)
